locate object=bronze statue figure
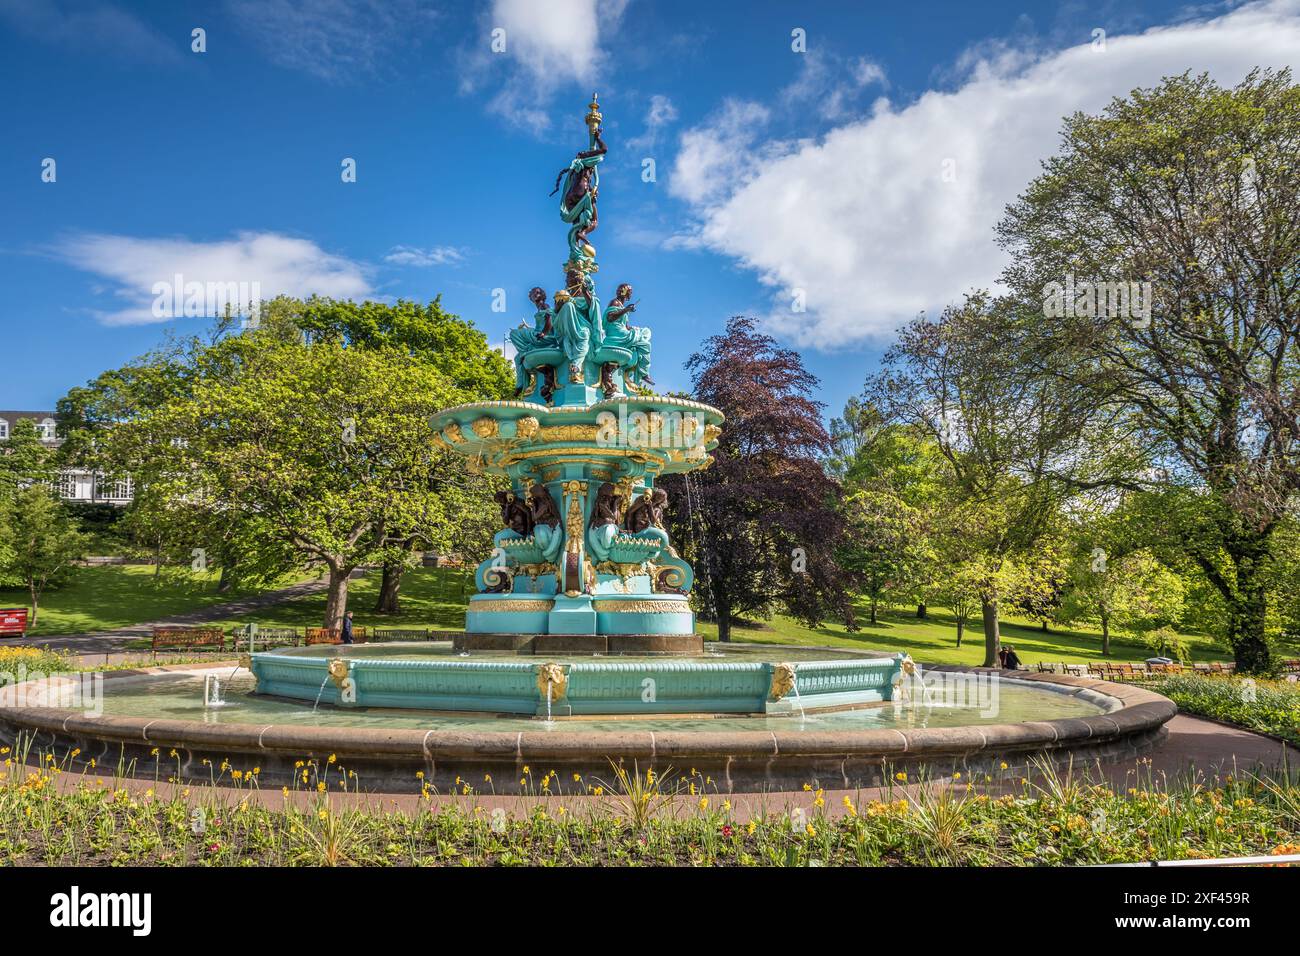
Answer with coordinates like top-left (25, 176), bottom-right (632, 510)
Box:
top-left (589, 481), bottom-right (623, 529)
top-left (528, 483), bottom-right (561, 527)
top-left (494, 490), bottom-right (534, 538)
top-left (624, 488), bottom-right (668, 534)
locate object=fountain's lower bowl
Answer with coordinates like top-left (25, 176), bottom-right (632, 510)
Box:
top-left (251, 645), bottom-right (905, 716)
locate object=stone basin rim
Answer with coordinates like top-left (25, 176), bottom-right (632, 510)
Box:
top-left (0, 667), bottom-right (1175, 767)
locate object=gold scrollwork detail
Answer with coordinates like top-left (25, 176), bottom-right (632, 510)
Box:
top-left (591, 599), bottom-right (691, 613)
top-left (444, 422), bottom-right (465, 444)
top-left (515, 416), bottom-right (540, 440)
top-left (468, 598), bottom-right (555, 613)
top-left (540, 424), bottom-right (600, 442)
top-left (471, 417), bottom-right (499, 439)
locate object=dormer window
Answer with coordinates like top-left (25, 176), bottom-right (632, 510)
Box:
top-left (0, 418), bottom-right (8, 440)
top-left (38, 418), bottom-right (56, 440)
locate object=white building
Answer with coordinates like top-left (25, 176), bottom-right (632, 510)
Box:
top-left (0, 410), bottom-right (134, 505)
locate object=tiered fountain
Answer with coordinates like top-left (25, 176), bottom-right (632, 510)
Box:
top-left (249, 96), bottom-right (909, 717)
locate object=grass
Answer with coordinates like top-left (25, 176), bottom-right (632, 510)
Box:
top-left (214, 566), bottom-right (473, 631)
top-left (2, 738), bottom-right (1299, 865)
top-left (695, 603), bottom-right (1273, 666)
top-left (10, 564), bottom-right (1298, 668)
top-left (0, 565), bottom-right (311, 636)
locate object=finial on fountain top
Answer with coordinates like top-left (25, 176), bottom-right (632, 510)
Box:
top-left (585, 93), bottom-right (602, 138)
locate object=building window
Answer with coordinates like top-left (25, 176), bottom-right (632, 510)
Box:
top-left (38, 419), bottom-right (56, 440)
top-left (0, 419), bottom-right (8, 440)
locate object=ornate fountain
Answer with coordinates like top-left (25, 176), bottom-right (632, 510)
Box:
top-left (250, 97), bottom-right (906, 717)
top-left (428, 94), bottom-right (723, 655)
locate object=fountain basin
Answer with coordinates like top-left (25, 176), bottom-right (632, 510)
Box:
top-left (0, 660), bottom-right (1177, 793)
top-left (250, 644), bottom-right (906, 716)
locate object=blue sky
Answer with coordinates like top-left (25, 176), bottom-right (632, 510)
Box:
top-left (3, 0), bottom-right (1299, 418)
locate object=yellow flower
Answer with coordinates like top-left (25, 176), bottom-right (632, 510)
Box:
top-left (698, 797), bottom-right (709, 810)
top-left (803, 783), bottom-right (812, 792)
top-left (484, 773), bottom-right (492, 783)
top-left (722, 800), bottom-right (731, 812)
top-left (805, 823), bottom-right (816, 836)
top-left (416, 770), bottom-right (425, 780)
top-left (328, 753), bottom-right (337, 764)
top-left (316, 782), bottom-right (326, 793)
top-left (999, 762), bottom-right (1008, 771)
top-left (895, 772), bottom-right (907, 782)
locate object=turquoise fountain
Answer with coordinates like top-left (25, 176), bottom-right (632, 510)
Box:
top-left (251, 96), bottom-right (907, 717)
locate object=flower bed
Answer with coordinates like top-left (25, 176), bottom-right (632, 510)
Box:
top-left (2, 743), bottom-right (1299, 866)
top-left (1148, 674), bottom-right (1300, 748)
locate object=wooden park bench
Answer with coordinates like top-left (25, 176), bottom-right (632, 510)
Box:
top-left (1281, 659), bottom-right (1300, 675)
top-left (369, 628), bottom-right (431, 642)
top-left (305, 626), bottom-right (368, 645)
top-left (1147, 662), bottom-right (1184, 676)
top-left (231, 627), bottom-right (303, 651)
top-left (151, 626), bottom-right (225, 658)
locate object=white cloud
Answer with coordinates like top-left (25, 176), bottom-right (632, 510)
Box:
top-left (225, 0), bottom-right (441, 81)
top-left (626, 94), bottom-right (679, 152)
top-left (468, 0), bottom-right (629, 132)
top-left (0, 0), bottom-right (180, 61)
top-left (384, 245), bottom-right (467, 267)
top-left (669, 0), bottom-right (1300, 349)
top-left (53, 232), bottom-right (372, 326)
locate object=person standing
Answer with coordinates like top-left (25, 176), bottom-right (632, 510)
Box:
top-left (340, 610), bottom-right (355, 646)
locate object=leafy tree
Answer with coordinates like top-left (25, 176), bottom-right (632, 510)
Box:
top-left (1059, 548), bottom-right (1186, 657)
top-left (659, 316), bottom-right (852, 641)
top-left (868, 296), bottom-right (1098, 665)
top-left (295, 296), bottom-right (512, 611)
top-left (0, 486), bottom-right (87, 626)
top-left (998, 69), bottom-right (1300, 673)
top-left (838, 489), bottom-right (923, 625)
top-left (123, 338), bottom-right (460, 627)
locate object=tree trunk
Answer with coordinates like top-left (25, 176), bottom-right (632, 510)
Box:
top-left (870, 596), bottom-right (878, 625)
top-left (916, 603), bottom-right (927, 619)
top-left (1040, 619), bottom-right (1048, 632)
top-left (323, 565), bottom-right (351, 629)
top-left (1100, 611), bottom-right (1110, 657)
top-left (1230, 583), bottom-right (1271, 674)
top-left (714, 585), bottom-right (731, 642)
top-left (980, 596), bottom-right (1001, 667)
top-left (374, 559), bottom-right (404, 614)
top-left (217, 563), bottom-right (233, 594)
top-left (955, 618), bottom-right (964, 647)
top-left (27, 582), bottom-right (39, 627)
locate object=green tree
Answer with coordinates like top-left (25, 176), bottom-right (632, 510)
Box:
top-left (127, 338), bottom-right (461, 627)
top-left (868, 296), bottom-right (1097, 666)
top-left (0, 486), bottom-right (87, 626)
top-left (839, 489), bottom-right (923, 625)
top-left (295, 296), bottom-right (512, 611)
top-left (998, 69), bottom-right (1300, 673)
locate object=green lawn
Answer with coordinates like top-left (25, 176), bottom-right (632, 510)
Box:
top-left (218, 567), bottom-right (1262, 666)
top-left (10, 564), bottom-right (1293, 667)
top-left (694, 606), bottom-right (1250, 666)
top-left (0, 565), bottom-right (310, 636)
top-left (214, 566), bottom-right (472, 631)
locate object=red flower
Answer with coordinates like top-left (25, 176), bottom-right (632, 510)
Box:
top-left (207, 843), bottom-right (220, 853)
top-left (721, 824), bottom-right (734, 838)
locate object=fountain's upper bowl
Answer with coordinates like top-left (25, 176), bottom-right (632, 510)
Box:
top-left (429, 396), bottom-right (723, 476)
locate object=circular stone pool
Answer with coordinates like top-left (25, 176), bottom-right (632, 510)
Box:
top-left (0, 644), bottom-right (1177, 793)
